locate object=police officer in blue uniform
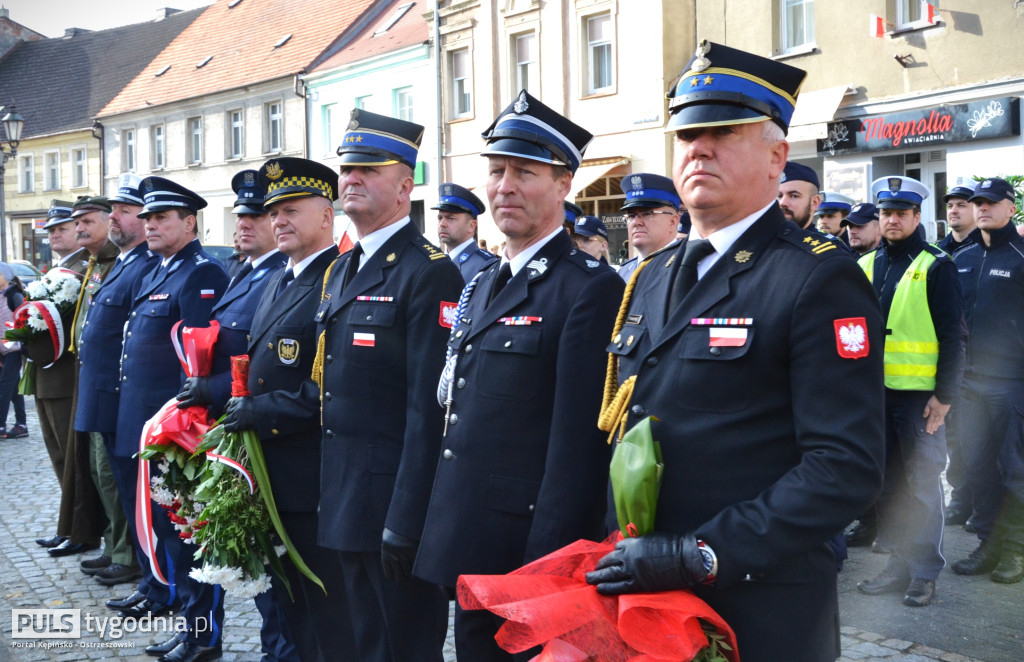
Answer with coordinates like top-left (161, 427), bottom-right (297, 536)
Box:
top-left (311, 109), bottom-right (463, 662)
top-left (115, 176), bottom-right (228, 662)
top-left (854, 176), bottom-right (964, 607)
top-left (415, 90), bottom-right (625, 661)
top-left (563, 200), bottom-right (583, 235)
top-left (937, 179), bottom-right (977, 256)
top-left (814, 191), bottom-right (855, 244)
top-left (617, 173), bottom-right (683, 282)
top-left (951, 177), bottom-right (1024, 584)
top-left (174, 170), bottom-right (296, 662)
top-left (218, 157), bottom-right (349, 661)
top-left (573, 215), bottom-right (610, 263)
top-left (433, 182), bottom-right (497, 282)
top-left (842, 203), bottom-right (882, 257)
top-left (584, 42), bottom-right (884, 662)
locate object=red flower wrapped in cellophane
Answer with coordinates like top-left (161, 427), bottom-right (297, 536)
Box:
top-left (457, 417), bottom-right (739, 662)
top-left (136, 321), bottom-right (220, 584)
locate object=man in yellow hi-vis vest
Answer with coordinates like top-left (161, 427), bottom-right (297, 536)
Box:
top-left (856, 175), bottom-right (966, 608)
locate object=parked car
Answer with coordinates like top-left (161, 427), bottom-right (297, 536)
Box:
top-left (10, 260), bottom-right (43, 285)
top-left (203, 245), bottom-right (236, 261)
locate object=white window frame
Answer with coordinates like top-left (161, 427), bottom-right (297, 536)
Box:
top-left (450, 48), bottom-right (473, 118)
top-left (229, 109), bottom-right (244, 159)
top-left (18, 154), bottom-right (34, 193)
top-left (355, 95), bottom-right (372, 111)
top-left (44, 149), bottom-right (60, 191)
top-left (151, 124), bottom-right (165, 170)
top-left (896, 0), bottom-right (938, 30)
top-left (188, 117), bottom-right (203, 165)
top-left (393, 87), bottom-right (414, 123)
top-left (321, 103), bottom-right (335, 157)
top-left (265, 101), bottom-right (283, 154)
top-left (583, 13), bottom-right (614, 96)
top-left (780, 0), bottom-right (815, 53)
top-left (72, 147), bottom-right (87, 188)
top-left (512, 32), bottom-right (537, 95)
top-left (124, 129), bottom-right (136, 172)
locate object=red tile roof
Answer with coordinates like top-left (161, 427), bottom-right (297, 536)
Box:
top-left (311, 0), bottom-right (427, 72)
top-left (99, 0), bottom-right (384, 117)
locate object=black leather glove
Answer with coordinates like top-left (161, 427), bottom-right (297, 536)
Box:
top-left (381, 527), bottom-right (419, 582)
top-left (585, 532), bottom-right (707, 595)
top-left (222, 396), bottom-right (256, 432)
top-left (176, 377), bottom-right (212, 409)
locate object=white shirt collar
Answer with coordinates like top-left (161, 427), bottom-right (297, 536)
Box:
top-left (355, 217), bottom-right (410, 270)
top-left (288, 245), bottom-right (335, 280)
top-left (690, 201), bottom-right (774, 278)
top-left (249, 249), bottom-right (278, 270)
top-left (503, 226), bottom-right (565, 276)
top-left (449, 238), bottom-right (476, 260)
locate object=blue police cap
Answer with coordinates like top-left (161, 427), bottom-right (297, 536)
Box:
top-left (943, 177), bottom-right (977, 203)
top-left (110, 173), bottom-right (145, 206)
top-left (337, 109), bottom-right (423, 169)
top-left (43, 200), bottom-right (75, 229)
top-left (780, 162), bottom-right (819, 189)
top-left (969, 177), bottom-right (1016, 204)
top-left (677, 210), bottom-right (692, 234)
top-left (619, 173), bottom-right (681, 211)
top-left (231, 170), bottom-right (266, 215)
top-left (564, 201), bottom-right (584, 225)
top-left (482, 90), bottom-right (593, 174)
top-left (815, 191), bottom-right (855, 215)
top-left (575, 215), bottom-right (608, 239)
top-left (431, 183), bottom-right (485, 218)
top-left (842, 203), bottom-right (879, 227)
top-left (259, 157), bottom-right (339, 208)
top-left (666, 40), bottom-right (807, 134)
top-left (872, 176), bottom-right (929, 210)
top-left (139, 176), bottom-right (208, 218)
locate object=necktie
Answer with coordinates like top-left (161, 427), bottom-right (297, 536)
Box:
top-left (667, 238), bottom-right (716, 314)
top-left (488, 262), bottom-right (513, 304)
top-left (276, 268), bottom-right (295, 297)
top-left (227, 261), bottom-right (253, 292)
top-left (342, 243), bottom-right (364, 291)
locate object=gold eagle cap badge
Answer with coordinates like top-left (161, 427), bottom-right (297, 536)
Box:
top-left (265, 161), bottom-right (283, 181)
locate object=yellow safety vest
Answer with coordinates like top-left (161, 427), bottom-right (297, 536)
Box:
top-left (859, 249), bottom-right (939, 391)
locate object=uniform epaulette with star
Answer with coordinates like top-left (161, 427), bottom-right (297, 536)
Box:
top-left (780, 227), bottom-right (844, 258)
top-left (414, 240), bottom-right (448, 261)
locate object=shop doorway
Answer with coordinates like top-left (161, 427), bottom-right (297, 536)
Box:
top-left (905, 150), bottom-right (946, 241)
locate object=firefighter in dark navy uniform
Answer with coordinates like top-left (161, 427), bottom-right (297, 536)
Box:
top-left (433, 182), bottom-right (497, 282)
top-left (584, 41), bottom-right (885, 662)
top-left (414, 90), bottom-right (625, 661)
top-left (310, 110), bottom-right (463, 662)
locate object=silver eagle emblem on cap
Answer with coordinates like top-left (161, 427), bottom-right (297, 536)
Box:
top-left (888, 178), bottom-right (903, 193)
top-left (443, 184), bottom-right (453, 196)
top-left (630, 175), bottom-right (644, 191)
top-left (513, 91), bottom-right (529, 114)
top-left (691, 40), bottom-right (712, 73)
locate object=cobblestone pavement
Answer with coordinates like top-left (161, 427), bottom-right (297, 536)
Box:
top-left (1, 402), bottom-right (1019, 661)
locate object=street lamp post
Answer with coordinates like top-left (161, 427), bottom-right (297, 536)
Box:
top-left (0, 105), bottom-right (26, 263)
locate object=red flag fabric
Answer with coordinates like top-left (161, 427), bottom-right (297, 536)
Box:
top-left (457, 534), bottom-right (739, 662)
top-left (869, 14), bottom-right (886, 37)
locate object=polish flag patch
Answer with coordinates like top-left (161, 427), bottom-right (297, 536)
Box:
top-left (200, 289), bottom-right (215, 299)
top-left (353, 332), bottom-right (375, 347)
top-left (439, 301), bottom-right (457, 329)
top-left (834, 317), bottom-right (869, 359)
top-left (709, 327), bottom-right (747, 347)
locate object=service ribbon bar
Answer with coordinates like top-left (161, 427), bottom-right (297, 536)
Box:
top-left (355, 296), bottom-right (395, 302)
top-left (690, 317), bottom-right (753, 326)
top-left (498, 316), bottom-right (543, 326)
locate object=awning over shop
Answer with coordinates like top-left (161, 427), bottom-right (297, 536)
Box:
top-left (788, 85), bottom-right (851, 142)
top-left (568, 157), bottom-right (630, 200)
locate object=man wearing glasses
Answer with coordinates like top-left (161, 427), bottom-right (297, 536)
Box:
top-left (616, 173), bottom-right (681, 282)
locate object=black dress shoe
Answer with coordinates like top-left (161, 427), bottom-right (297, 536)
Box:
top-left (146, 632), bottom-right (187, 656)
top-left (81, 555), bottom-right (112, 575)
top-left (845, 521), bottom-right (877, 547)
top-left (35, 535), bottom-right (68, 548)
top-left (158, 640), bottom-right (222, 662)
top-left (857, 565), bottom-right (909, 595)
top-left (120, 599), bottom-right (175, 620)
top-left (107, 590), bottom-right (146, 610)
top-left (903, 578), bottom-right (936, 607)
top-left (95, 563), bottom-right (143, 586)
top-left (48, 540), bottom-right (100, 557)
top-left (952, 539), bottom-right (1001, 575)
top-left (991, 544), bottom-right (1024, 584)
